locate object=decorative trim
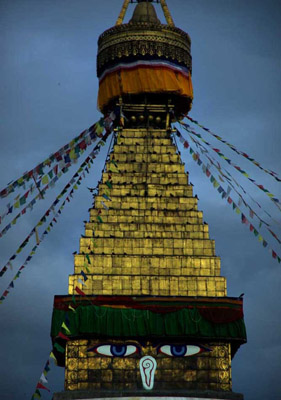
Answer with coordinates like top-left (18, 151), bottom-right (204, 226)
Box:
top-left (97, 23), bottom-right (191, 77)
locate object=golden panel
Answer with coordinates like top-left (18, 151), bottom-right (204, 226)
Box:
top-left (64, 340), bottom-right (232, 391)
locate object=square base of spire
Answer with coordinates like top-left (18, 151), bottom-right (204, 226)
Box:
top-left (53, 392), bottom-right (243, 400)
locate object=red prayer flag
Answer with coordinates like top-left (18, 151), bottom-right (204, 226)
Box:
top-left (272, 250), bottom-right (277, 259)
top-left (75, 286), bottom-right (86, 296)
top-left (58, 331), bottom-right (70, 341)
top-left (36, 382), bottom-right (50, 392)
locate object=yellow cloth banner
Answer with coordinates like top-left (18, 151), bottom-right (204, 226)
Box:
top-left (98, 66), bottom-right (193, 111)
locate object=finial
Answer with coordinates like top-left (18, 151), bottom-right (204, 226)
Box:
top-left (116, 0), bottom-right (175, 27)
top-left (115, 0), bottom-right (130, 26)
top-left (160, 0), bottom-right (174, 26)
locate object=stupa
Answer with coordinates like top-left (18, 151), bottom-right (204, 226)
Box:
top-left (51, 1), bottom-right (246, 399)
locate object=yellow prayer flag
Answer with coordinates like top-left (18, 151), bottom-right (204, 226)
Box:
top-left (258, 235), bottom-right (263, 242)
top-left (14, 201), bottom-right (20, 209)
top-left (35, 227), bottom-right (40, 245)
top-left (69, 149), bottom-right (76, 160)
top-left (41, 175), bottom-right (49, 185)
top-left (62, 322), bottom-right (71, 335)
top-left (235, 208), bottom-right (241, 214)
top-left (50, 351), bottom-right (58, 365)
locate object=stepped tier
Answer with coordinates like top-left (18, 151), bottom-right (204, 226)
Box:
top-left (68, 129), bottom-right (226, 298)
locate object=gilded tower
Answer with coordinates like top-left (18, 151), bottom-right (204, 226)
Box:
top-left (51, 1), bottom-right (246, 399)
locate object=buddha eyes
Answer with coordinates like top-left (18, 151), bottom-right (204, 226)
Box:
top-left (88, 344), bottom-right (140, 357)
top-left (87, 343), bottom-right (211, 357)
top-left (157, 344), bottom-right (211, 357)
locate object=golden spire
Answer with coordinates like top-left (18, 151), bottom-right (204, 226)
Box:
top-left (116, 0), bottom-right (175, 26)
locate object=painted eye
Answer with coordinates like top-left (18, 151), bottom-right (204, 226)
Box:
top-left (158, 344), bottom-right (211, 357)
top-left (87, 344), bottom-right (139, 357)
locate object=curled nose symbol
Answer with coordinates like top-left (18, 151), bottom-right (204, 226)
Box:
top-left (139, 356), bottom-right (157, 390)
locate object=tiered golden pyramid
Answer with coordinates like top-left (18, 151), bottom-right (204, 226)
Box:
top-left (68, 128), bottom-right (226, 297)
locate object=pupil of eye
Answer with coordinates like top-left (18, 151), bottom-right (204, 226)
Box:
top-left (111, 345), bottom-right (126, 356)
top-left (171, 345), bottom-right (186, 356)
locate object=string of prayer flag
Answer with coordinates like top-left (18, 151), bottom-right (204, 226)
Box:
top-left (177, 127), bottom-right (281, 247)
top-left (179, 122), bottom-right (281, 211)
top-left (185, 115), bottom-right (281, 183)
top-left (187, 130), bottom-right (278, 231)
top-left (0, 130), bottom-right (98, 225)
top-left (30, 294), bottom-right (78, 399)
top-left (176, 133), bottom-right (281, 264)
top-left (0, 131), bottom-right (112, 299)
top-left (0, 118), bottom-right (105, 200)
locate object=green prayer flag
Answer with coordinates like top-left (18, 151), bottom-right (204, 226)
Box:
top-left (34, 389), bottom-right (41, 398)
top-left (54, 342), bottom-right (65, 353)
top-left (20, 196), bottom-right (26, 205)
top-left (97, 216), bottom-right (103, 223)
top-left (84, 263), bottom-right (90, 273)
top-left (105, 181), bottom-right (112, 189)
top-left (86, 254), bottom-right (91, 264)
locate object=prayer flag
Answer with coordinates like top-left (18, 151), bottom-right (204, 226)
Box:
top-left (81, 270), bottom-right (88, 281)
top-left (75, 286), bottom-right (86, 296)
top-left (40, 373), bottom-right (48, 384)
top-left (61, 322), bottom-right (71, 335)
top-left (84, 263), bottom-right (90, 273)
top-left (54, 342), bottom-right (65, 353)
top-left (36, 382), bottom-right (50, 392)
top-left (33, 389), bottom-right (41, 399)
top-left (58, 331), bottom-right (70, 341)
top-left (41, 175), bottom-right (49, 185)
top-left (101, 201), bottom-right (109, 210)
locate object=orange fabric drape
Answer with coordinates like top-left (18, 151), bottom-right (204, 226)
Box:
top-left (98, 66), bottom-right (193, 111)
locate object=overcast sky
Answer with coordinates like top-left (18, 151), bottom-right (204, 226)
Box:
top-left (0, 1), bottom-right (281, 399)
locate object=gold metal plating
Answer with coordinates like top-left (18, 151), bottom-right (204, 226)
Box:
top-left (97, 24), bottom-right (191, 77)
top-left (65, 340), bottom-right (232, 391)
